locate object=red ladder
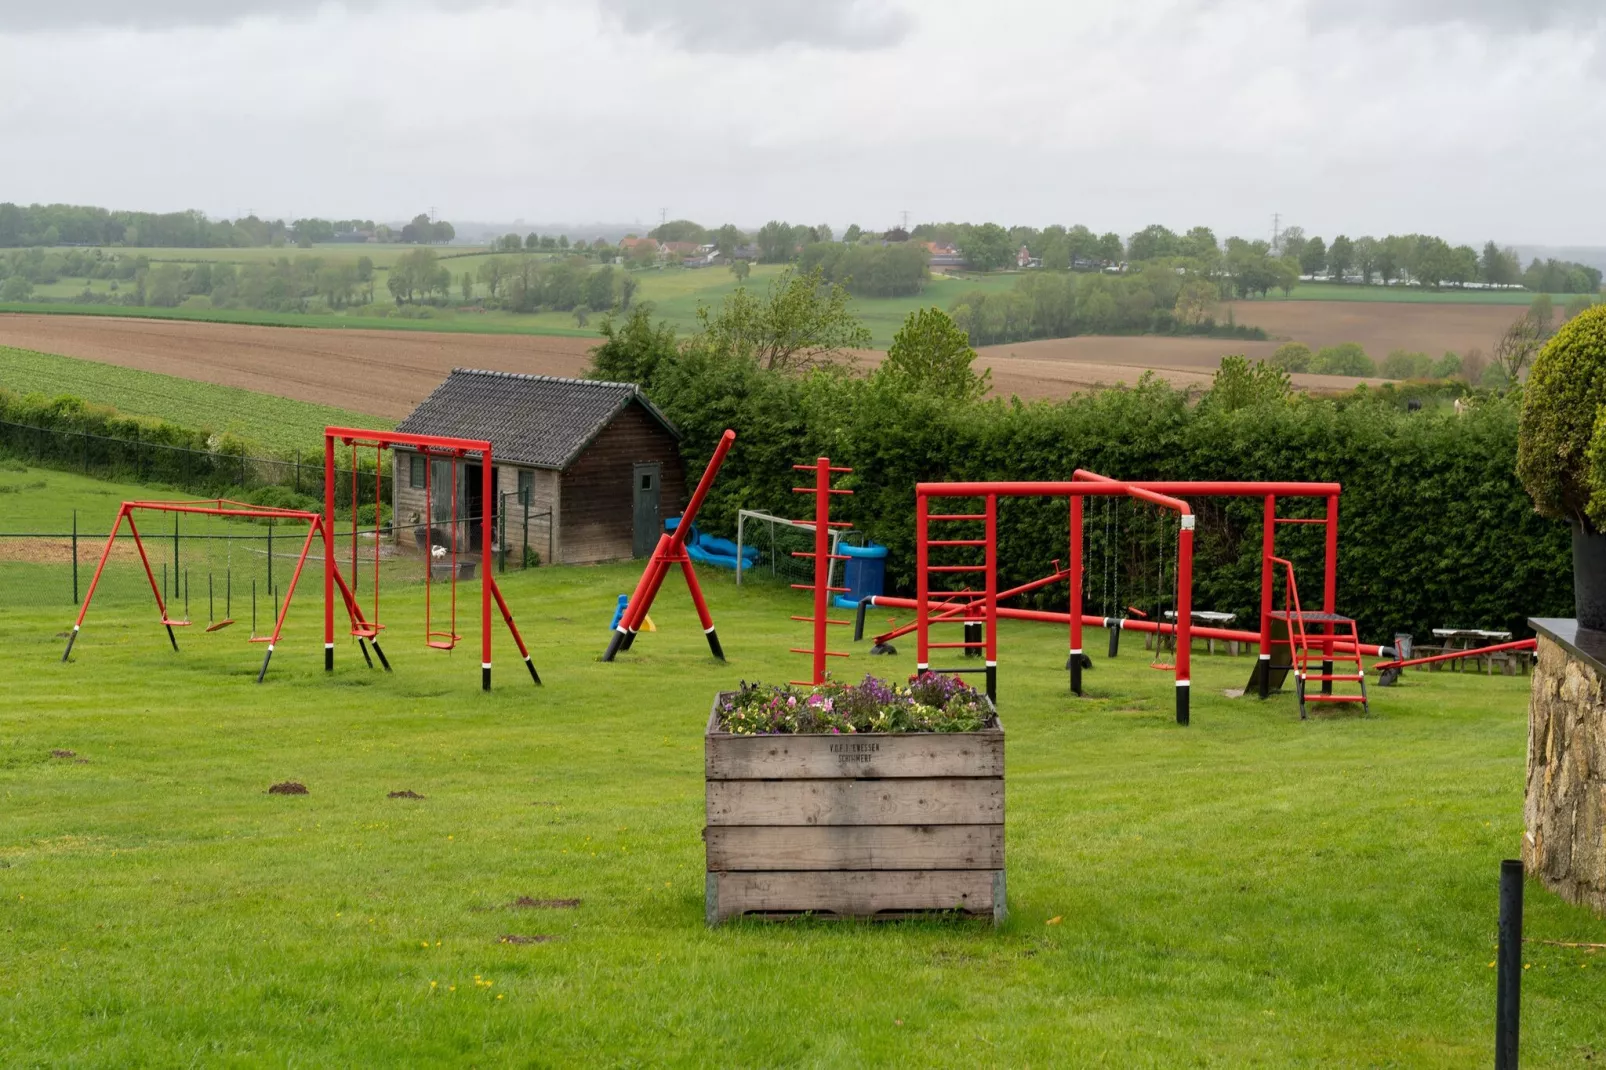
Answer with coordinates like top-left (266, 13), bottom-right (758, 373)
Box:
top-left (1268, 557), bottom-right (1368, 718)
top-left (915, 492), bottom-right (998, 703)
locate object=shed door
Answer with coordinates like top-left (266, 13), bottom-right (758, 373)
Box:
top-left (632, 462), bottom-right (661, 558)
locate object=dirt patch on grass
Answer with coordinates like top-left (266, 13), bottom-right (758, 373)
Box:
top-left (499, 933), bottom-right (555, 945)
top-left (387, 789), bottom-right (425, 799)
top-left (50, 749), bottom-right (76, 758)
top-left (511, 896), bottom-right (580, 909)
top-left (267, 780), bottom-right (309, 795)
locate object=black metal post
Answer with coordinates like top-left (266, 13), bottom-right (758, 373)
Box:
top-left (524, 495), bottom-right (530, 567)
top-left (294, 449), bottom-right (300, 494)
top-left (173, 512), bottom-right (179, 589)
top-left (134, 427), bottom-right (141, 482)
top-left (1496, 859), bottom-right (1524, 1070)
top-left (267, 525), bottom-right (273, 593)
top-left (71, 510), bottom-right (78, 605)
top-left (82, 429), bottom-right (89, 474)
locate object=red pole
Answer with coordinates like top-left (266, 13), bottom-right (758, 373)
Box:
top-left (1322, 493), bottom-right (1339, 694)
top-left (61, 506), bottom-right (128, 662)
top-left (812, 457), bottom-right (831, 685)
top-left (670, 430), bottom-right (736, 554)
top-left (123, 512), bottom-right (176, 650)
top-left (323, 432), bottom-right (336, 673)
top-left (1176, 511), bottom-right (1194, 726)
top-left (488, 576), bottom-right (541, 684)
top-left (916, 490), bottom-right (930, 673)
top-left (985, 493), bottom-right (998, 703)
top-left (1069, 495), bottom-right (1084, 695)
top-left (482, 446), bottom-right (493, 690)
top-left (1259, 494), bottom-right (1275, 698)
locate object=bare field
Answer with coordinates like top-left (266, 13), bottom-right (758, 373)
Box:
top-left (0, 315), bottom-right (597, 420)
top-left (0, 299), bottom-right (1519, 416)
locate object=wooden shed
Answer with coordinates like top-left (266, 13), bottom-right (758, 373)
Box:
top-left (392, 369), bottom-right (685, 565)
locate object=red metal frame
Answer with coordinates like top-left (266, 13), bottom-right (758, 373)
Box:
top-left (602, 429), bottom-right (736, 663)
top-left (62, 499), bottom-right (346, 683)
top-left (324, 426), bottom-right (539, 690)
top-left (900, 473), bottom-right (1358, 726)
top-left (789, 457), bottom-right (853, 685)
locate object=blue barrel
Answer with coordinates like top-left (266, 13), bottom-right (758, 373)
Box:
top-left (836, 543), bottom-right (888, 608)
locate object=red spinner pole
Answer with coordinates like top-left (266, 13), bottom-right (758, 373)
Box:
top-left (788, 456), bottom-right (852, 685)
top-left (603, 429), bottom-right (736, 662)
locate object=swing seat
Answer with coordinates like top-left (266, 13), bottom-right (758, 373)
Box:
top-left (248, 635), bottom-right (274, 644)
top-left (351, 622), bottom-right (385, 640)
top-left (1149, 661), bottom-right (1175, 671)
top-left (426, 631), bottom-right (461, 651)
top-left (161, 618), bottom-right (192, 627)
top-left (205, 619), bottom-right (236, 633)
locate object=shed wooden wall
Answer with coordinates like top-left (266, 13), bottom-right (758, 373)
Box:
top-left (392, 450), bottom-right (557, 562)
top-left (557, 402), bottom-right (686, 564)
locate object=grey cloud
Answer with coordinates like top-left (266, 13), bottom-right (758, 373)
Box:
top-left (596, 0), bottom-right (911, 51)
top-left (1, 0), bottom-right (913, 49)
top-left (1308, 0), bottom-right (1606, 33)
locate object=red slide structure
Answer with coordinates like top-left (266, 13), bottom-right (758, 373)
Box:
top-left (603, 429), bottom-right (737, 662)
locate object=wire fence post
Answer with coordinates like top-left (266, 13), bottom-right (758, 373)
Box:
top-left (267, 524), bottom-right (274, 593)
top-left (71, 509), bottom-right (79, 605)
top-left (82, 429), bottom-right (89, 474)
top-left (172, 512), bottom-right (180, 595)
top-left (294, 449), bottom-right (300, 495)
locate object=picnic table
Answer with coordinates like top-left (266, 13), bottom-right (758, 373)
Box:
top-left (1148, 610), bottom-right (1242, 655)
top-left (1421, 628), bottom-right (1528, 675)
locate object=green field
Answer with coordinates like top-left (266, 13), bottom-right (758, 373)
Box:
top-left (1265, 282), bottom-right (1583, 305)
top-left (0, 345), bottom-right (390, 453)
top-left (0, 467), bottom-right (1600, 1064)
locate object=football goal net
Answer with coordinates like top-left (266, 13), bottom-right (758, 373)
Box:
top-left (735, 509), bottom-right (845, 590)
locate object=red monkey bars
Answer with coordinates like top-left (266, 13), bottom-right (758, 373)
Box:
top-left (324, 427), bottom-right (540, 690)
top-left (602, 429), bottom-right (737, 663)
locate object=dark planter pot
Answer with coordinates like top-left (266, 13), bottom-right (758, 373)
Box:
top-left (1574, 524), bottom-right (1606, 632)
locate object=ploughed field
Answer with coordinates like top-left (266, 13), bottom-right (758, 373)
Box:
top-left (0, 298), bottom-right (1525, 415)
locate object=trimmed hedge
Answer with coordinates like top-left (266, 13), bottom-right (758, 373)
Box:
top-left (640, 359), bottom-right (1570, 641)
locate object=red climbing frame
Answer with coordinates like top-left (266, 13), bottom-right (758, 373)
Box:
top-left (789, 457), bottom-right (853, 685)
top-left (324, 427), bottom-right (540, 690)
top-left (62, 499), bottom-right (347, 683)
top-left (602, 429), bottom-right (736, 662)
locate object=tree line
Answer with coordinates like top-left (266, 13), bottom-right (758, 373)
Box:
top-left (0, 203), bottom-right (456, 249)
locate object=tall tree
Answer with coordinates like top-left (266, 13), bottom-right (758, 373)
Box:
top-left (1327, 235), bottom-right (1354, 280)
top-left (1299, 236), bottom-right (1327, 278)
top-left (875, 307), bottom-right (991, 401)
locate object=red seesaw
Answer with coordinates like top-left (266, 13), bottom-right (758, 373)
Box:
top-left (602, 429), bottom-right (736, 662)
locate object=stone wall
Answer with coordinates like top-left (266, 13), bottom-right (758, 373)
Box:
top-left (1524, 636), bottom-right (1606, 914)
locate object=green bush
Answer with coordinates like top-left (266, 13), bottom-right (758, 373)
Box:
top-left (1519, 305), bottom-right (1606, 530)
top-left (1312, 343), bottom-right (1375, 376)
top-left (1270, 342), bottom-right (1312, 373)
top-left (1379, 350), bottom-right (1433, 380)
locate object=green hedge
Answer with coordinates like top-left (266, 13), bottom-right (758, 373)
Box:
top-left (638, 357), bottom-right (1569, 641)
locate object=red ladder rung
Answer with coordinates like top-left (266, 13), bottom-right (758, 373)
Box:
top-left (929, 514), bottom-right (986, 521)
top-left (929, 642), bottom-right (985, 649)
top-left (791, 487), bottom-right (854, 495)
top-left (790, 552), bottom-right (850, 560)
top-left (790, 616), bottom-right (851, 626)
top-left (788, 649), bottom-right (851, 657)
top-left (928, 565), bottom-right (985, 573)
top-left (1302, 694), bottom-right (1367, 703)
top-left (928, 539), bottom-right (987, 546)
top-left (790, 584), bottom-right (851, 593)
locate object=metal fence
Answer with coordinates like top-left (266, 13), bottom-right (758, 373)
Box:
top-left (0, 417), bottom-right (386, 507)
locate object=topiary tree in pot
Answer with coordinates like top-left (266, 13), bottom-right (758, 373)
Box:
top-left (1517, 304), bottom-right (1606, 629)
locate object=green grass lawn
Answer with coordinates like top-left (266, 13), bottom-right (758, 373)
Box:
top-left (0, 498), bottom-right (1599, 1064)
top-left (0, 345), bottom-right (390, 453)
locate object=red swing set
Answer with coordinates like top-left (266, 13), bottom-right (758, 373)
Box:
top-left (323, 427), bottom-right (540, 690)
top-left (61, 428), bottom-right (541, 690)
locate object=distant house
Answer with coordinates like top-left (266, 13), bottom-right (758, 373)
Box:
top-left (1016, 244), bottom-right (1041, 269)
top-left (925, 241), bottom-right (965, 268)
top-left (732, 243), bottom-right (760, 261)
top-left (392, 370), bottom-right (686, 565)
top-left (659, 241), bottom-right (701, 258)
top-left (619, 236), bottom-right (659, 257)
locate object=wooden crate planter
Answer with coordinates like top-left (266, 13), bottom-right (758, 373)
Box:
top-left (704, 693), bottom-right (1005, 924)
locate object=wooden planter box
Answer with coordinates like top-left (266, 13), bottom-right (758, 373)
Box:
top-left (704, 693), bottom-right (1005, 925)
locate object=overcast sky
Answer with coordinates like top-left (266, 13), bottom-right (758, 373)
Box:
top-left (2, 0), bottom-right (1603, 244)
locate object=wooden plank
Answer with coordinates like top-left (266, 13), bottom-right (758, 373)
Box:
top-left (706, 777), bottom-right (1003, 826)
top-left (707, 869), bottom-right (1002, 923)
top-left (706, 730), bottom-right (1003, 780)
top-left (706, 823), bottom-right (1003, 871)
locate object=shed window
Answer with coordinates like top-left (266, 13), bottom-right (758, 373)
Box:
top-left (409, 454), bottom-right (426, 489)
top-left (517, 469), bottom-right (534, 505)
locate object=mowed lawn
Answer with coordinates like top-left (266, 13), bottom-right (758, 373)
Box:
top-left (1, 531), bottom-right (1601, 1065)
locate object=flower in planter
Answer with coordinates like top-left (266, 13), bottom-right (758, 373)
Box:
top-left (719, 673), bottom-right (991, 735)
